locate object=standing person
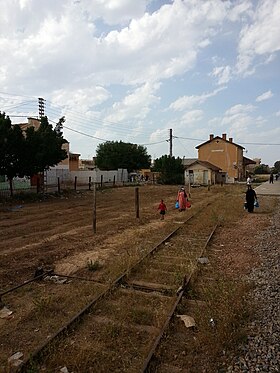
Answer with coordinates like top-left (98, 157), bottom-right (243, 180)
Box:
top-left (177, 187), bottom-right (187, 212)
top-left (247, 175), bottom-right (252, 185)
top-left (245, 185), bottom-right (257, 213)
top-left (158, 199), bottom-right (167, 220)
top-left (269, 173), bottom-right (274, 184)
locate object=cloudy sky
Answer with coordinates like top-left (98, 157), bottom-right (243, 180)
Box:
top-left (0, 0), bottom-right (279, 166)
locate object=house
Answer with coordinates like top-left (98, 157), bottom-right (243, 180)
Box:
top-left (184, 160), bottom-right (222, 186)
top-left (79, 158), bottom-right (96, 170)
top-left (196, 134), bottom-right (246, 183)
top-left (243, 156), bottom-right (256, 177)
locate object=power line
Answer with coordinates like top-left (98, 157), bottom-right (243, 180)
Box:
top-left (49, 119), bottom-right (169, 147)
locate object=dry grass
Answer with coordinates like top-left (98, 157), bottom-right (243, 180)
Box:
top-left (1, 184), bottom-right (272, 372)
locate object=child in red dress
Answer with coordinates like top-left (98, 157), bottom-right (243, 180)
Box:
top-left (158, 199), bottom-right (167, 220)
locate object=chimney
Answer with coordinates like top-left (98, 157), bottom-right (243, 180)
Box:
top-left (229, 137), bottom-right (233, 143)
top-left (209, 134), bottom-right (214, 141)
top-left (222, 133), bottom-right (226, 140)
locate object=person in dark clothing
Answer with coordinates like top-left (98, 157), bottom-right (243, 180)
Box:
top-left (246, 185), bottom-right (257, 213)
top-left (269, 173), bottom-right (274, 183)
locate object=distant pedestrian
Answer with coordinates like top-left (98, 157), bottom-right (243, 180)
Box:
top-left (247, 175), bottom-right (252, 185)
top-left (177, 186), bottom-right (187, 212)
top-left (158, 199), bottom-right (167, 220)
top-left (269, 173), bottom-right (274, 184)
top-left (245, 185), bottom-right (257, 213)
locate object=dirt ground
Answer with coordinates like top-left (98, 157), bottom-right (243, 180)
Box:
top-left (0, 184), bottom-right (276, 371)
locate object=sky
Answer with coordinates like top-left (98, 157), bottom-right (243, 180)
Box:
top-left (0, 0), bottom-right (279, 167)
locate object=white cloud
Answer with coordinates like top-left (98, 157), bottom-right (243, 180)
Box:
top-left (0, 0), bottom-right (232, 94)
top-left (181, 110), bottom-right (204, 125)
top-left (80, 0), bottom-right (148, 26)
top-left (236, 0), bottom-right (280, 75)
top-left (227, 0), bottom-right (253, 22)
top-left (169, 87), bottom-right (226, 111)
top-left (210, 65), bottom-right (232, 85)
top-left (51, 87), bottom-right (111, 111)
top-left (224, 104), bottom-right (256, 116)
top-left (104, 82), bottom-right (160, 123)
top-left (276, 110), bottom-right (280, 117)
top-left (256, 90), bottom-right (274, 102)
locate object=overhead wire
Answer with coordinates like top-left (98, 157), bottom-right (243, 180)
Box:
top-left (4, 91), bottom-right (279, 148)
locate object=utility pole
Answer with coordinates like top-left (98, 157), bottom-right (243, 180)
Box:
top-left (38, 97), bottom-right (45, 118)
top-left (169, 128), bottom-right (173, 157)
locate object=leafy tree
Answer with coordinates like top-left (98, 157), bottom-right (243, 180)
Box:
top-left (0, 112), bottom-right (25, 194)
top-left (152, 155), bottom-right (184, 184)
top-left (274, 161), bottom-right (280, 173)
top-left (0, 113), bottom-right (67, 196)
top-left (22, 116), bottom-right (67, 177)
top-left (254, 164), bottom-right (270, 174)
top-left (95, 141), bottom-right (151, 172)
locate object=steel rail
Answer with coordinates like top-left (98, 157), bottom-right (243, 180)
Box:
top-left (0, 269), bottom-right (53, 301)
top-left (140, 224), bottom-right (218, 372)
top-left (15, 205), bottom-right (210, 372)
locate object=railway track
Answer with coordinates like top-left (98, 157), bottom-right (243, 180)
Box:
top-left (2, 202), bottom-right (218, 373)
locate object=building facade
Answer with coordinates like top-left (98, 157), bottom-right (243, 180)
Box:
top-left (196, 134), bottom-right (245, 182)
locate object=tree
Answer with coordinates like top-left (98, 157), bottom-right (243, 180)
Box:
top-left (22, 116), bottom-right (68, 177)
top-left (274, 161), bottom-right (280, 173)
top-left (152, 155), bottom-right (184, 184)
top-left (0, 113), bottom-right (68, 196)
top-left (254, 164), bottom-right (270, 174)
top-left (0, 112), bottom-right (25, 195)
top-left (95, 141), bottom-right (151, 172)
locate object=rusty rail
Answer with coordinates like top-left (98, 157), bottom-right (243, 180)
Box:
top-left (141, 224), bottom-right (218, 372)
top-left (15, 204), bottom-right (212, 372)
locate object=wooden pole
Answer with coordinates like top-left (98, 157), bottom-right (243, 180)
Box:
top-left (135, 187), bottom-right (139, 219)
top-left (88, 176), bottom-right (91, 190)
top-left (92, 183), bottom-right (96, 233)
top-left (36, 176), bottom-right (40, 194)
top-left (57, 177), bottom-right (60, 194)
top-left (74, 176), bottom-right (77, 191)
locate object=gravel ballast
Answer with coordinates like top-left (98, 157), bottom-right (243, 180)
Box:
top-left (227, 201), bottom-right (280, 372)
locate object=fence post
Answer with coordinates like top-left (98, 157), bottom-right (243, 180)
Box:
top-left (92, 183), bottom-right (96, 233)
top-left (89, 176), bottom-right (91, 190)
top-left (100, 175), bottom-right (103, 188)
top-left (36, 176), bottom-right (40, 194)
top-left (113, 175), bottom-right (115, 187)
top-left (74, 176), bottom-right (77, 191)
top-left (135, 187), bottom-right (139, 219)
top-left (57, 177), bottom-right (60, 194)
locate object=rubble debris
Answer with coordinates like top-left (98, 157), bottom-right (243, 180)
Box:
top-left (0, 306), bottom-right (13, 319)
top-left (197, 257), bottom-right (209, 264)
top-left (177, 314), bottom-right (196, 328)
top-left (8, 352), bottom-right (23, 367)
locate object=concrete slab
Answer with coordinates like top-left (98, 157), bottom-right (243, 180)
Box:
top-left (253, 179), bottom-right (280, 196)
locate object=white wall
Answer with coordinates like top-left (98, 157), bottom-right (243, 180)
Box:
top-left (45, 168), bottom-right (128, 186)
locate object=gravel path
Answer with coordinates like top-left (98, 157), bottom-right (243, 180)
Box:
top-left (227, 201), bottom-right (280, 372)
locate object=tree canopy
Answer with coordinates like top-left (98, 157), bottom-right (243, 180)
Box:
top-left (254, 164), bottom-right (270, 174)
top-left (274, 161), bottom-right (280, 173)
top-left (152, 155), bottom-right (184, 184)
top-left (0, 112), bottom-right (25, 180)
top-left (95, 141), bottom-right (151, 172)
top-left (0, 112), bottom-right (67, 188)
top-left (22, 116), bottom-right (67, 177)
